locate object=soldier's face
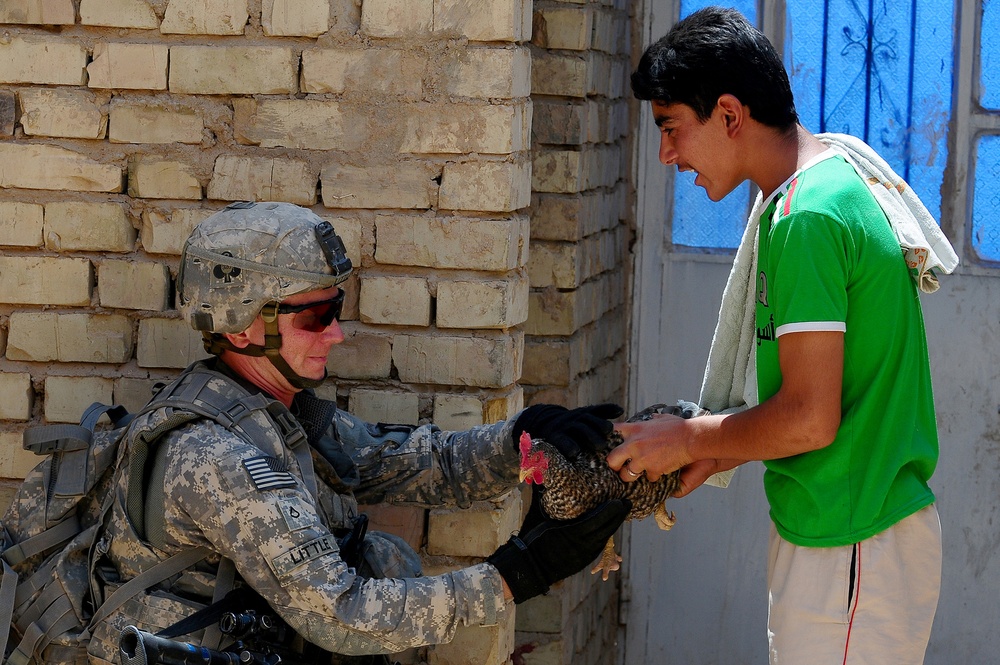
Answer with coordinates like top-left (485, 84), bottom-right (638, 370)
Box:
top-left (242, 287), bottom-right (346, 383)
top-left (278, 287), bottom-right (346, 379)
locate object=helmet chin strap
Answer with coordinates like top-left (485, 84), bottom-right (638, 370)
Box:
top-left (202, 303), bottom-right (326, 391)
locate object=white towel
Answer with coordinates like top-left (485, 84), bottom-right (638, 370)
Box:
top-left (695, 133), bottom-right (959, 489)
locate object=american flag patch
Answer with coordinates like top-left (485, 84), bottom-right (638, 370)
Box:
top-left (243, 456), bottom-right (297, 491)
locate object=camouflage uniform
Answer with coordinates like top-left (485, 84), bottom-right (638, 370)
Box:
top-left (86, 360), bottom-right (515, 662)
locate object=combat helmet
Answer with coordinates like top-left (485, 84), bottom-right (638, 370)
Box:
top-left (177, 201), bottom-right (353, 388)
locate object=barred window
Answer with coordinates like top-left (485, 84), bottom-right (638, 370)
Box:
top-left (667, 0), bottom-right (997, 267)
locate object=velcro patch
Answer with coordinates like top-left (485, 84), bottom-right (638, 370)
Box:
top-left (243, 455), bottom-right (297, 491)
top-left (271, 535), bottom-right (338, 578)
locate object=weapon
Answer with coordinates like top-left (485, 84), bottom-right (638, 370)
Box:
top-left (119, 610), bottom-right (305, 665)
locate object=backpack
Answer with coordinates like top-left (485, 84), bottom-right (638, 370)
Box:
top-left (0, 365), bottom-right (310, 665)
top-left (0, 400), bottom-right (212, 665)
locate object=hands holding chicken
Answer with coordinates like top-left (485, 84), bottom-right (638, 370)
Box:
top-left (608, 403), bottom-right (743, 498)
top-left (504, 401), bottom-right (712, 584)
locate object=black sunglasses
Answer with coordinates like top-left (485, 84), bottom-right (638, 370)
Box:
top-left (275, 291), bottom-right (344, 332)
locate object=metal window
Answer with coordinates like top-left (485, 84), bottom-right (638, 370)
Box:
top-left (669, 0), bottom-right (959, 257)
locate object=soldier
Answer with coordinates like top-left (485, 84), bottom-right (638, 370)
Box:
top-left (87, 201), bottom-right (629, 664)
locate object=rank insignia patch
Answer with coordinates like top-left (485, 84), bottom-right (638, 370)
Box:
top-left (243, 455), bottom-right (297, 491)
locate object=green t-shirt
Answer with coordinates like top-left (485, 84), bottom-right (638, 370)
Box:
top-left (756, 152), bottom-right (938, 547)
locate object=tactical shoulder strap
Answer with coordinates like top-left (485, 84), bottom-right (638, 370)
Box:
top-left (130, 364), bottom-right (316, 550)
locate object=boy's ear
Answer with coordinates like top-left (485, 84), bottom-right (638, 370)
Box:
top-left (716, 94), bottom-right (745, 135)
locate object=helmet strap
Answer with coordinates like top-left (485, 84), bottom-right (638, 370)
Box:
top-left (202, 303), bottom-right (326, 390)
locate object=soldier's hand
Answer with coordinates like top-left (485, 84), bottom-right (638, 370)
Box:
top-left (512, 403), bottom-right (624, 460)
top-left (486, 498), bottom-right (630, 604)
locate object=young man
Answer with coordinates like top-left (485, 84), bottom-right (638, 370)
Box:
top-left (608, 7), bottom-right (943, 663)
top-left (86, 201), bottom-right (628, 664)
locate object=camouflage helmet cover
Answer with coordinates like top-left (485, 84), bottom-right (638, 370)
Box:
top-left (178, 202), bottom-right (353, 333)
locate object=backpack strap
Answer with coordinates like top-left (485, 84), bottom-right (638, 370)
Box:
top-left (0, 560), bottom-right (18, 663)
top-left (1, 518), bottom-right (79, 568)
top-left (135, 366), bottom-right (317, 550)
top-left (86, 546), bottom-right (212, 631)
top-left (3, 546), bottom-right (212, 665)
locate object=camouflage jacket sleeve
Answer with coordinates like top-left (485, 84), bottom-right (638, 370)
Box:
top-left (331, 410), bottom-right (522, 508)
top-left (159, 419), bottom-right (511, 655)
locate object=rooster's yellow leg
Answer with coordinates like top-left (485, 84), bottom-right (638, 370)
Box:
top-left (590, 537), bottom-right (622, 581)
top-left (654, 504), bottom-right (676, 531)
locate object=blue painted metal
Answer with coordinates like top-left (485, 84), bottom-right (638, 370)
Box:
top-left (973, 136), bottom-right (1000, 262)
top-left (668, 0), bottom-right (955, 251)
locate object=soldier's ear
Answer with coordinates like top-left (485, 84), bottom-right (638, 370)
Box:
top-left (224, 325), bottom-right (258, 349)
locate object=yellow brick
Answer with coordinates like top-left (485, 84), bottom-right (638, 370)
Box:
top-left (348, 389), bottom-right (419, 425)
top-left (169, 45), bottom-right (297, 94)
top-left (401, 103), bottom-right (527, 155)
top-left (88, 42), bottom-right (169, 90)
top-left (0, 432), bottom-right (43, 479)
top-left (443, 47), bottom-right (530, 99)
top-left (263, 0), bottom-right (329, 36)
top-left (0, 90), bottom-right (12, 135)
top-left (7, 312), bottom-right (133, 363)
top-left (533, 149), bottom-right (584, 194)
top-left (109, 103), bottom-right (203, 144)
top-left (0, 373), bottom-right (33, 421)
top-left (525, 269), bottom-right (624, 336)
top-left (0, 143), bottom-right (122, 192)
top-left (18, 88), bottom-right (108, 139)
top-left (137, 318), bottom-right (210, 368)
top-left (439, 160), bottom-right (531, 213)
top-left (0, 0), bottom-right (74, 25)
top-left (0, 257), bottom-right (93, 305)
top-left (113, 377), bottom-right (161, 414)
top-left (98, 260), bottom-right (171, 310)
top-left (432, 394), bottom-right (484, 430)
top-left (532, 7), bottom-right (593, 50)
top-left (392, 332), bottom-right (521, 388)
top-left (522, 338), bottom-right (571, 386)
top-left (427, 490), bottom-right (520, 556)
top-left (428, 617), bottom-right (515, 665)
top-left (359, 275), bottom-right (431, 326)
top-left (0, 201), bottom-right (43, 247)
top-left (484, 386), bottom-right (523, 423)
top-left (233, 99), bottom-right (365, 151)
top-left (527, 241), bottom-right (577, 289)
top-left (531, 52), bottom-right (588, 98)
top-left (436, 274), bottom-right (529, 329)
top-left (160, 0), bottom-right (248, 35)
top-left (321, 163), bottom-right (439, 210)
top-left (141, 208), bottom-right (213, 255)
top-left (80, 0), bottom-right (159, 28)
top-left (0, 37), bottom-right (87, 85)
top-left (325, 322), bottom-right (392, 380)
top-left (374, 214), bottom-right (528, 271)
top-left (207, 155), bottom-right (316, 206)
top-left (128, 158), bottom-right (202, 200)
top-left (301, 49), bottom-right (423, 96)
top-left (44, 376), bottom-right (114, 423)
top-left (361, 0), bottom-right (432, 37)
top-left (434, 0), bottom-right (529, 42)
top-left (44, 201), bottom-right (136, 252)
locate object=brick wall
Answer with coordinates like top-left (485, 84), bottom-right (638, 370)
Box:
top-left (515, 1), bottom-right (633, 664)
top-left (0, 1), bottom-right (635, 664)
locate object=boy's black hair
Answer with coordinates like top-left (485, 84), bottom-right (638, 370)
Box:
top-left (631, 6), bottom-right (798, 130)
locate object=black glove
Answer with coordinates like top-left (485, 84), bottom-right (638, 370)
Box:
top-left (512, 403), bottom-right (624, 460)
top-left (487, 498), bottom-right (631, 604)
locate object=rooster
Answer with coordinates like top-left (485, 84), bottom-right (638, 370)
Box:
top-left (518, 401), bottom-right (709, 580)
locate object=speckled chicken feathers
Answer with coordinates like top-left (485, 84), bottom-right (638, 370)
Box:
top-left (530, 401), bottom-right (708, 523)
